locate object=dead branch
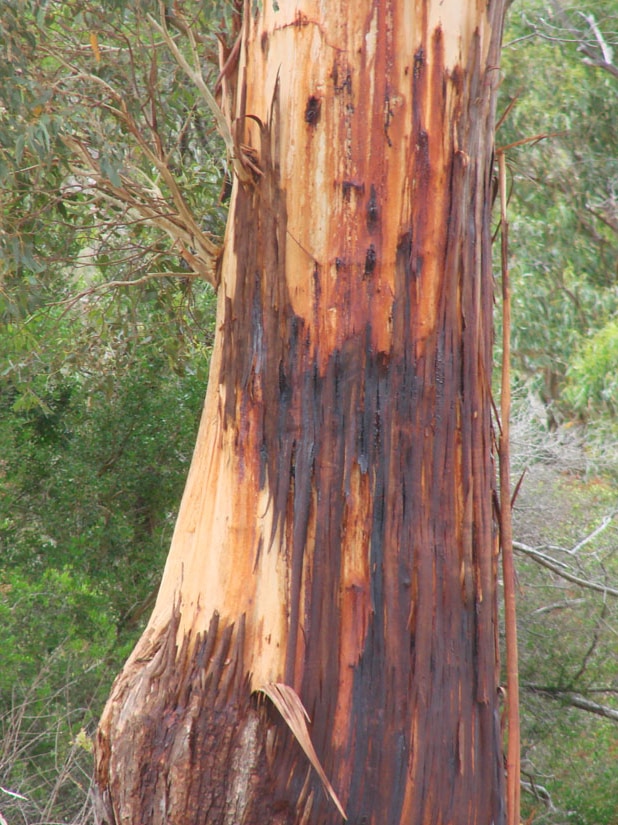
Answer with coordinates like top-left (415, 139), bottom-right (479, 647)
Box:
top-left (531, 598), bottom-right (587, 615)
top-left (521, 775), bottom-right (557, 812)
top-left (563, 693), bottom-right (618, 722)
top-left (497, 149), bottom-right (521, 825)
top-left (514, 541), bottom-right (618, 598)
top-left (569, 513), bottom-right (615, 555)
top-left (524, 686), bottom-right (618, 723)
top-left (548, 2), bottom-right (618, 80)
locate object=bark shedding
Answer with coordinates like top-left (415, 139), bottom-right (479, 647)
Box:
top-left (95, 2), bottom-right (508, 823)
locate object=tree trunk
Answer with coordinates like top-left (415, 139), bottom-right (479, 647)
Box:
top-left (94, 2), bottom-right (507, 823)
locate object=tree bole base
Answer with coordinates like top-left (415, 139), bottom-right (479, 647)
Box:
top-left (94, 609), bottom-right (322, 825)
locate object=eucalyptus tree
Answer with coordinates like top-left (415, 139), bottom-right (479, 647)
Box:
top-left (89, 2), bottom-right (512, 824)
top-left (3, 1), bottom-right (515, 822)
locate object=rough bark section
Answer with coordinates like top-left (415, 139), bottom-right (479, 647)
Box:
top-left (95, 1), bottom-right (508, 823)
top-left (95, 611), bottom-right (305, 825)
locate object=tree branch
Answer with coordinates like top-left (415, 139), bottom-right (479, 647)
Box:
top-left (52, 271), bottom-right (203, 314)
top-left (568, 693), bottom-right (618, 722)
top-left (48, 43), bottom-right (223, 287)
top-left (514, 540), bottom-right (618, 598)
top-left (569, 513), bottom-right (615, 555)
top-left (147, 2), bottom-right (257, 183)
top-left (524, 685), bottom-right (618, 723)
top-left (521, 775), bottom-right (556, 812)
top-left (549, 2), bottom-right (618, 80)
top-left (62, 135), bottom-right (221, 287)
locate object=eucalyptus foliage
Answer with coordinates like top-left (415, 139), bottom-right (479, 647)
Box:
top-left (499, 0), bottom-right (618, 418)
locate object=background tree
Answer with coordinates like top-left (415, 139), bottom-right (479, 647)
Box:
top-left (509, 429), bottom-right (618, 825)
top-left (1, 1), bottom-right (222, 820)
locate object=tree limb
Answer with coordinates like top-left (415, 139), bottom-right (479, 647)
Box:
top-left (524, 685), bottom-right (618, 723)
top-left (62, 135), bottom-right (221, 287)
top-left (49, 43), bottom-right (223, 287)
top-left (148, 2), bottom-right (257, 183)
top-left (521, 775), bottom-right (556, 812)
top-left (513, 541), bottom-right (618, 597)
top-left (548, 2), bottom-right (618, 80)
top-left (569, 513), bottom-right (615, 555)
top-left (567, 693), bottom-right (618, 722)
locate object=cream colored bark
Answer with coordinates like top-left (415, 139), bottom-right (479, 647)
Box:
top-left (94, 2), bottom-right (508, 823)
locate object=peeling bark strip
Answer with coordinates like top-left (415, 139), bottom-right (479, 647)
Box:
top-left (95, 2), bottom-right (508, 824)
top-left (257, 682), bottom-right (347, 819)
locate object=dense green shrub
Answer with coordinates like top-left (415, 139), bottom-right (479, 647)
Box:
top-left (565, 321), bottom-right (618, 419)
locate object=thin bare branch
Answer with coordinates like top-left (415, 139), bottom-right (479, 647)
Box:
top-left (531, 598), bottom-right (586, 615)
top-left (495, 89), bottom-right (521, 133)
top-left (562, 693), bottom-right (618, 722)
top-left (498, 149), bottom-right (521, 825)
top-left (0, 786), bottom-right (29, 801)
top-left (514, 541), bottom-right (618, 597)
top-left (496, 132), bottom-right (563, 154)
top-left (50, 271), bottom-right (201, 314)
top-left (574, 617), bottom-right (607, 688)
top-left (548, 2), bottom-right (618, 80)
top-left (580, 13), bottom-right (614, 64)
top-left (524, 686), bottom-right (618, 723)
top-left (569, 513), bottom-right (615, 555)
top-left (521, 775), bottom-right (557, 812)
